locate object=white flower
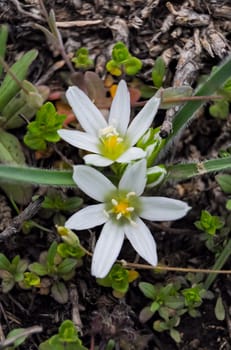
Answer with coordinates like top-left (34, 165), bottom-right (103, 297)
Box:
top-left (58, 80), bottom-right (160, 167)
top-left (64, 159), bottom-right (191, 278)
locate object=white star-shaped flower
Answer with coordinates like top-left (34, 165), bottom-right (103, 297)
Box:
top-left (64, 159), bottom-right (191, 278)
top-left (58, 80), bottom-right (160, 167)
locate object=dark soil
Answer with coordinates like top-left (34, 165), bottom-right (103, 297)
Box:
top-left (0, 0), bottom-right (231, 349)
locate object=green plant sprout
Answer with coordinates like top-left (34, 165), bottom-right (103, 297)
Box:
top-left (19, 271), bottom-right (41, 289)
top-left (96, 263), bottom-right (139, 298)
top-left (139, 274), bottom-right (212, 343)
top-left (39, 320), bottom-right (87, 350)
top-left (194, 210), bottom-right (228, 253)
top-left (194, 210), bottom-right (224, 235)
top-left (72, 47), bottom-right (94, 70)
top-left (29, 241), bottom-right (80, 303)
top-left (0, 254), bottom-right (28, 293)
top-left (106, 41), bottom-right (142, 76)
top-left (24, 102), bottom-right (66, 151)
top-left (41, 189), bottom-right (83, 212)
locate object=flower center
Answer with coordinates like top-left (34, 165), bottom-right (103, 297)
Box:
top-left (98, 126), bottom-right (127, 160)
top-left (105, 191), bottom-right (140, 225)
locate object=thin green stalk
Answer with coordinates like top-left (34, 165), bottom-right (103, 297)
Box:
top-left (167, 157), bottom-right (231, 181)
top-left (166, 54), bottom-right (231, 145)
top-left (204, 239), bottom-right (231, 290)
top-left (0, 165), bottom-right (75, 187)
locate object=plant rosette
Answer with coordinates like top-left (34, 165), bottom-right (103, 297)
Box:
top-left (64, 159), bottom-right (190, 278)
top-left (58, 80), bottom-right (160, 167)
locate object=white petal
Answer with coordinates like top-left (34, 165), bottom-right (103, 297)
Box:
top-left (124, 217), bottom-right (157, 266)
top-left (66, 86), bottom-right (107, 135)
top-left (83, 154), bottom-right (114, 167)
top-left (65, 204), bottom-right (107, 230)
top-left (91, 221), bottom-right (125, 278)
top-left (116, 147), bottom-right (146, 163)
top-left (108, 80), bottom-right (130, 135)
top-left (58, 129), bottom-right (99, 153)
top-left (126, 97), bottom-right (160, 145)
top-left (140, 197), bottom-right (191, 221)
top-left (119, 159), bottom-right (146, 196)
top-left (73, 165), bottom-right (116, 202)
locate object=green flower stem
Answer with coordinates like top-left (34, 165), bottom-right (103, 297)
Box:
top-left (204, 239), bottom-right (231, 290)
top-left (166, 54), bottom-right (231, 145)
top-left (166, 157), bottom-right (231, 181)
top-left (0, 165), bottom-right (75, 187)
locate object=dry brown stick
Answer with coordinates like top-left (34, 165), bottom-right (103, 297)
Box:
top-left (69, 284), bottom-right (83, 336)
top-left (0, 197), bottom-right (44, 242)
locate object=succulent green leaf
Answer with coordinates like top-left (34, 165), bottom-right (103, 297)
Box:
top-left (215, 296), bottom-right (225, 321)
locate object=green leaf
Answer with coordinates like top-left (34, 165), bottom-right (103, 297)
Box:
top-left (58, 320), bottom-right (79, 343)
top-left (57, 258), bottom-right (77, 275)
top-left (6, 328), bottom-right (28, 347)
top-left (0, 253), bottom-right (11, 270)
top-left (167, 157), bottom-right (231, 181)
top-left (47, 241), bottom-right (58, 267)
top-left (111, 42), bottom-right (130, 63)
top-left (216, 174), bottom-right (231, 194)
top-left (150, 301), bottom-right (160, 313)
top-left (0, 49), bottom-right (38, 111)
top-left (209, 100), bottom-right (229, 119)
top-left (124, 57), bottom-right (142, 76)
top-left (226, 199), bottom-right (231, 210)
top-left (160, 86), bottom-right (193, 109)
top-left (51, 281), bottom-right (68, 304)
top-left (0, 129), bottom-right (25, 164)
top-left (170, 328), bottom-right (181, 343)
top-left (29, 262), bottom-right (48, 276)
top-left (139, 282), bottom-right (156, 299)
top-left (152, 57), bottom-right (166, 88)
top-left (0, 165), bottom-right (75, 187)
top-left (215, 296), bottom-right (225, 321)
top-left (0, 25), bottom-right (8, 78)
top-left (24, 102), bottom-right (66, 151)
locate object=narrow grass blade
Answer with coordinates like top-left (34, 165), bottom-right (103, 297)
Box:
top-left (0, 165), bottom-right (75, 187)
top-left (167, 157), bottom-right (231, 181)
top-left (166, 55), bottom-right (231, 145)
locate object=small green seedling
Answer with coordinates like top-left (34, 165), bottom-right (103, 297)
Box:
top-left (39, 320), bottom-right (87, 350)
top-left (72, 47), bottom-right (94, 70)
top-left (106, 42), bottom-right (142, 76)
top-left (41, 189), bottom-right (83, 212)
top-left (194, 210), bottom-right (224, 236)
top-left (97, 263), bottom-right (139, 298)
top-left (24, 102), bottom-right (66, 151)
top-left (29, 241), bottom-right (79, 303)
top-left (194, 210), bottom-right (225, 252)
top-left (19, 272), bottom-right (41, 289)
top-left (139, 275), bottom-right (212, 343)
top-left (0, 254), bottom-right (28, 293)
